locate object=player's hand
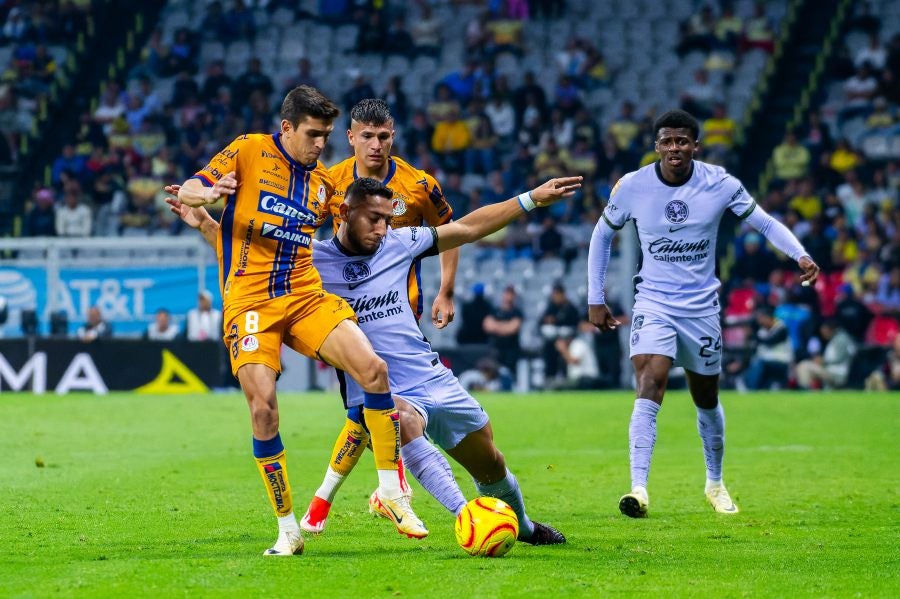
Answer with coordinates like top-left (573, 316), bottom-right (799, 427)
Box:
top-left (798, 255), bottom-right (820, 287)
top-left (165, 188), bottom-right (208, 230)
top-left (530, 176), bottom-right (583, 206)
top-left (207, 171), bottom-right (238, 204)
top-left (431, 293), bottom-right (456, 329)
top-left (588, 304), bottom-right (621, 333)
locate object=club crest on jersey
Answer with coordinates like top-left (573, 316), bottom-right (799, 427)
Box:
top-left (665, 200), bottom-right (689, 224)
top-left (343, 261), bottom-right (371, 283)
top-left (241, 334), bottom-right (258, 352)
top-left (317, 184), bottom-right (327, 203)
top-left (392, 198), bottom-right (407, 216)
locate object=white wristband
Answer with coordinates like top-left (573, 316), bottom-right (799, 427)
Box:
top-left (517, 191), bottom-right (536, 212)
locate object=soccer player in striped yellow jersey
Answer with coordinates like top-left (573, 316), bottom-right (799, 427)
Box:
top-left (173, 86), bottom-right (427, 556)
top-left (300, 99), bottom-right (459, 534)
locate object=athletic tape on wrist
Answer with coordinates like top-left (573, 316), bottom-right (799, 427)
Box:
top-left (517, 191), bottom-right (536, 212)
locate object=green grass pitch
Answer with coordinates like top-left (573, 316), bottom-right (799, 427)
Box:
top-left (0, 390), bottom-right (897, 598)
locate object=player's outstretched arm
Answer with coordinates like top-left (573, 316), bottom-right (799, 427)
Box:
top-left (164, 184), bottom-right (219, 249)
top-left (177, 171), bottom-right (238, 207)
top-left (434, 176), bottom-right (582, 252)
top-left (587, 217), bottom-right (621, 332)
top-left (743, 204), bottom-right (820, 286)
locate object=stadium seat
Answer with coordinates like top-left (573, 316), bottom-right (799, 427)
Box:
top-left (724, 287), bottom-right (757, 324)
top-left (865, 315), bottom-right (900, 347)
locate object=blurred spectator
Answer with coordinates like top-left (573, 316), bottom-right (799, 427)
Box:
top-left (702, 103), bottom-right (736, 164)
top-left (410, 5), bottom-right (441, 57)
top-left (864, 96), bottom-right (894, 130)
top-left (677, 4), bottom-right (716, 56)
top-left (838, 64), bottom-right (879, 125)
top-left (714, 4), bottom-right (743, 50)
top-left (93, 82), bottom-right (126, 136)
top-left (484, 94), bottom-right (515, 146)
top-left (876, 266), bottom-right (900, 316)
top-left (201, 1), bottom-right (229, 42)
top-left (788, 178), bottom-right (822, 221)
top-left (457, 283), bottom-right (493, 345)
top-left (381, 75), bottom-right (408, 126)
top-left (201, 59), bottom-right (234, 104)
top-left (540, 283), bottom-right (580, 385)
top-left (342, 69), bottom-right (376, 114)
top-left (553, 329), bottom-right (601, 389)
top-left (223, 0), bottom-right (256, 40)
top-left (798, 110), bottom-right (833, 165)
top-left (146, 308), bottom-right (179, 341)
top-left (552, 74), bottom-right (582, 112)
top-left (796, 320), bottom-right (857, 389)
top-left (385, 16), bottom-right (415, 57)
top-left (441, 172), bottom-right (470, 217)
top-left (234, 58), bottom-right (273, 107)
top-left (855, 33), bottom-right (887, 71)
top-left (356, 10), bottom-right (387, 55)
top-left (281, 58), bottom-right (317, 97)
top-left (834, 283), bottom-right (873, 343)
top-left (481, 170), bottom-right (509, 205)
top-left (23, 187), bottom-right (56, 236)
top-left (485, 11), bottom-right (524, 57)
top-left (483, 285), bottom-right (523, 375)
top-left (741, 1), bottom-right (775, 54)
top-left (458, 356), bottom-right (512, 392)
top-left (772, 131), bottom-right (810, 182)
top-left (730, 231), bottom-right (780, 283)
top-left (736, 305), bottom-right (793, 391)
top-left (608, 102), bottom-right (639, 153)
top-left (51, 144), bottom-right (87, 186)
top-left (512, 71), bottom-right (547, 127)
top-left (77, 306), bottom-right (112, 342)
top-left (186, 290), bottom-right (222, 342)
top-left (431, 105), bottom-right (471, 173)
top-left (55, 188), bottom-right (91, 237)
top-left (680, 69), bottom-right (720, 120)
top-left (466, 114), bottom-right (498, 174)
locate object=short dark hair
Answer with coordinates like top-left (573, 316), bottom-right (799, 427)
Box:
top-left (653, 109), bottom-right (700, 141)
top-left (350, 98), bottom-right (393, 126)
top-left (345, 177), bottom-right (393, 206)
top-left (280, 85), bottom-right (340, 128)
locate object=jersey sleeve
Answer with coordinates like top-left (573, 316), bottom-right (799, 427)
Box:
top-left (396, 226), bottom-right (438, 260)
top-left (722, 175), bottom-right (757, 219)
top-left (601, 173), bottom-right (633, 229)
top-left (193, 135), bottom-right (247, 186)
top-left (419, 173), bottom-right (453, 225)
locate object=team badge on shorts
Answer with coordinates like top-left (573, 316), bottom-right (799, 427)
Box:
top-left (633, 315), bottom-right (644, 330)
top-left (392, 198), bottom-right (407, 216)
top-left (631, 332), bottom-right (640, 346)
top-left (241, 335), bottom-right (259, 352)
top-left (664, 200), bottom-right (689, 224)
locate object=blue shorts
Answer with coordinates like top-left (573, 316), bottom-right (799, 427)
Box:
top-left (397, 370), bottom-right (490, 450)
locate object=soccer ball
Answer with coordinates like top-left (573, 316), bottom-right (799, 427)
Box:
top-left (454, 497), bottom-right (519, 557)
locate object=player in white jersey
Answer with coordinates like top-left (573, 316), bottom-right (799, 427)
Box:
top-left (587, 110), bottom-right (819, 518)
top-left (167, 175), bottom-right (580, 545)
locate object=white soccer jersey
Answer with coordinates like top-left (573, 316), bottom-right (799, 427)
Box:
top-left (312, 227), bottom-right (447, 405)
top-left (601, 161), bottom-right (756, 317)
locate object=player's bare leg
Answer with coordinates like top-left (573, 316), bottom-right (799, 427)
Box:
top-left (620, 354), bottom-right (671, 518)
top-left (319, 320), bottom-right (428, 538)
top-left (686, 370), bottom-right (738, 514)
top-left (448, 423), bottom-right (565, 545)
top-left (238, 363), bottom-right (303, 556)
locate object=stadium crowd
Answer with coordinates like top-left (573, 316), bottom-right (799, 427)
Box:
top-left (3, 0), bottom-right (899, 390)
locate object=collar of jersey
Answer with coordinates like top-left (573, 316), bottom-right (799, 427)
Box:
top-left (272, 133), bottom-right (318, 171)
top-left (654, 160), bottom-right (695, 188)
top-left (353, 157), bottom-right (397, 186)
